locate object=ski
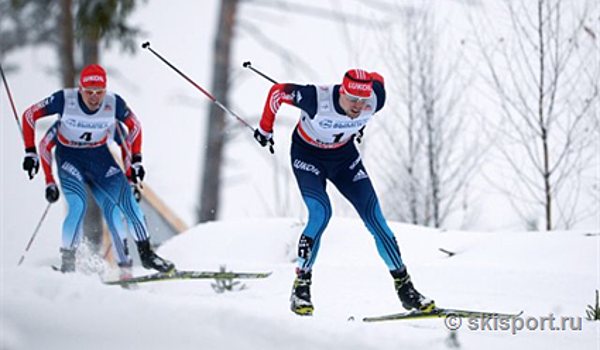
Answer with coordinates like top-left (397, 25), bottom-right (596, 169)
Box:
top-left (362, 307), bottom-right (523, 322)
top-left (103, 269), bottom-right (272, 286)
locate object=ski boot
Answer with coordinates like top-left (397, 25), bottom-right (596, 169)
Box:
top-left (290, 269), bottom-right (314, 316)
top-left (59, 248), bottom-right (76, 273)
top-left (392, 267), bottom-right (435, 312)
top-left (136, 240), bottom-right (175, 274)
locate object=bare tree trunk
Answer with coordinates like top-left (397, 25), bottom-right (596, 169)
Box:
top-left (81, 36), bottom-right (102, 250)
top-left (537, 1), bottom-right (552, 231)
top-left (82, 37), bottom-right (100, 64)
top-left (198, 0), bottom-right (239, 223)
top-left (59, 0), bottom-right (76, 87)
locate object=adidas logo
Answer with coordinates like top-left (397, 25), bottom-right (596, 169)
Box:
top-left (353, 169), bottom-right (368, 182)
top-left (105, 166), bottom-right (121, 178)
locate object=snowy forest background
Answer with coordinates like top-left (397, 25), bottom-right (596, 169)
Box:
top-left (1, 0), bottom-right (598, 242)
top-left (1, 1), bottom-right (599, 350)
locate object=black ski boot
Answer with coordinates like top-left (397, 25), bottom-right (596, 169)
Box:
top-left (290, 269), bottom-right (314, 316)
top-left (136, 240), bottom-right (175, 274)
top-left (392, 267), bottom-right (435, 312)
top-left (60, 248), bottom-right (76, 273)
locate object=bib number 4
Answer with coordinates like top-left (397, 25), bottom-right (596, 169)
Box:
top-left (79, 132), bottom-right (92, 142)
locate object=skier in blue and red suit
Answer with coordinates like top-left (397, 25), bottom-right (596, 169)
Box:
top-left (21, 64), bottom-right (174, 274)
top-left (253, 69), bottom-right (435, 316)
top-left (39, 119), bottom-right (141, 280)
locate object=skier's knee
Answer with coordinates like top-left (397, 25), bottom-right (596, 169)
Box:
top-left (305, 196), bottom-right (332, 228)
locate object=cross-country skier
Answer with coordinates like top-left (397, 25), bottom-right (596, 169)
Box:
top-left (21, 64), bottom-right (174, 274)
top-left (39, 120), bottom-right (139, 279)
top-left (253, 69), bottom-right (435, 316)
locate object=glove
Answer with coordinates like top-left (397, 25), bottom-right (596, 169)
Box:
top-left (254, 127), bottom-right (275, 154)
top-left (45, 183), bottom-right (60, 203)
top-left (129, 154), bottom-right (145, 184)
top-left (354, 126), bottom-right (366, 144)
top-left (23, 149), bottom-right (40, 180)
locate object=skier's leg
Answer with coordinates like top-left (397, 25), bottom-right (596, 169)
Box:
top-left (331, 163), bottom-right (404, 271)
top-left (289, 149), bottom-right (331, 316)
top-left (88, 148), bottom-right (174, 273)
top-left (332, 155), bottom-right (434, 311)
top-left (291, 157), bottom-right (331, 273)
top-left (89, 185), bottom-right (131, 267)
top-left (56, 155), bottom-right (87, 272)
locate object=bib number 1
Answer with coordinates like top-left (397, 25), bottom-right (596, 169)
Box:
top-left (332, 132), bottom-right (344, 143)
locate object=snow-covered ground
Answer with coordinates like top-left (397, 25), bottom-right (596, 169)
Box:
top-left (2, 218), bottom-right (598, 350)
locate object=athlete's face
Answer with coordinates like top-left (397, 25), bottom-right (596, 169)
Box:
top-left (339, 93), bottom-right (368, 119)
top-left (79, 86), bottom-right (106, 111)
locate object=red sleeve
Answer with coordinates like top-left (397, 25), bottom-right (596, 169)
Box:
top-left (119, 141), bottom-right (133, 180)
top-left (22, 101), bottom-right (52, 150)
top-left (39, 128), bottom-right (57, 185)
top-left (259, 83), bottom-right (298, 133)
top-left (122, 111), bottom-right (142, 155)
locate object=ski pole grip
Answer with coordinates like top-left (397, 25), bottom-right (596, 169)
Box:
top-left (142, 42), bottom-right (150, 49)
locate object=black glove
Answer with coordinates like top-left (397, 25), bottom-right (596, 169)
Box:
top-left (354, 126), bottom-right (366, 144)
top-left (23, 149), bottom-right (40, 180)
top-left (254, 127), bottom-right (275, 154)
top-left (129, 154), bottom-right (145, 184)
top-left (45, 183), bottom-right (60, 203)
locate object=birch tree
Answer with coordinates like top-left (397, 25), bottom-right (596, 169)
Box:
top-left (373, 4), bottom-right (480, 228)
top-left (473, 0), bottom-right (599, 230)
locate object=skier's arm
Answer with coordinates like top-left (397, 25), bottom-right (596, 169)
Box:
top-left (353, 72), bottom-right (385, 143)
top-left (22, 91), bottom-right (65, 152)
top-left (115, 95), bottom-right (142, 155)
top-left (371, 72), bottom-right (386, 112)
top-left (115, 95), bottom-right (144, 183)
top-left (38, 123), bottom-right (59, 185)
top-left (113, 123), bottom-right (133, 181)
top-left (258, 83), bottom-right (317, 134)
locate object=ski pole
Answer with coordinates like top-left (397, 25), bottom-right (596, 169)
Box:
top-left (242, 61), bottom-right (279, 84)
top-left (17, 203), bottom-right (52, 266)
top-left (141, 43), bottom-right (273, 146)
top-left (0, 63), bottom-right (24, 140)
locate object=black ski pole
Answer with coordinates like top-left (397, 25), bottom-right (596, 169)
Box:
top-left (0, 63), bottom-right (24, 140)
top-left (141, 42), bottom-right (275, 153)
top-left (17, 203), bottom-right (52, 266)
top-left (242, 61), bottom-right (279, 84)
